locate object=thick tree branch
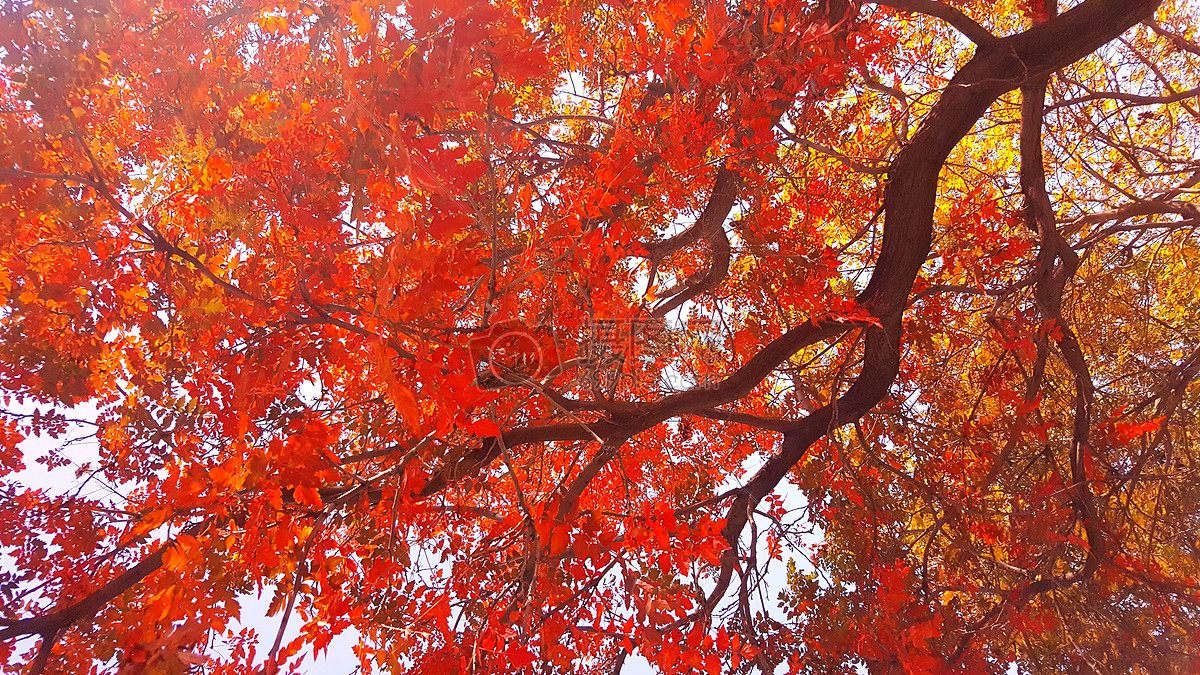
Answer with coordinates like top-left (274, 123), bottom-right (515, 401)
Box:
top-left (0, 519), bottom-right (211, 652)
top-left (415, 0), bottom-right (1164, 520)
top-left (700, 0), bottom-right (1162, 629)
top-left (870, 0), bottom-right (997, 46)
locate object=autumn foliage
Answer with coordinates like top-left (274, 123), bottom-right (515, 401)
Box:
top-left (2, 0), bottom-right (1200, 672)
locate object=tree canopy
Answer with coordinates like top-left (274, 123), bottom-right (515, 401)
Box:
top-left (2, 0), bottom-right (1200, 672)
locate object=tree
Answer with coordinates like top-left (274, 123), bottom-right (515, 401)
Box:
top-left (1, 0), bottom-right (1198, 671)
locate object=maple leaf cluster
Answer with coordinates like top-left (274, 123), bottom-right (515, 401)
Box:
top-left (2, 0), bottom-right (1199, 673)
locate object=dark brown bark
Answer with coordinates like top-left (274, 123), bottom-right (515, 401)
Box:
top-left (421, 0), bottom-right (1163, 530)
top-left (705, 0), bottom-right (1163, 619)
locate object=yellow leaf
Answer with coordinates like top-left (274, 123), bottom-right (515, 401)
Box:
top-left (294, 484), bottom-right (324, 509)
top-left (350, 2), bottom-right (372, 37)
top-left (389, 383), bottom-right (420, 431)
top-left (163, 545), bottom-right (187, 571)
top-left (548, 524), bottom-right (571, 557)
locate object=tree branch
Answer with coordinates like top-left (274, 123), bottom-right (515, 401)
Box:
top-left (870, 0), bottom-right (997, 45)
